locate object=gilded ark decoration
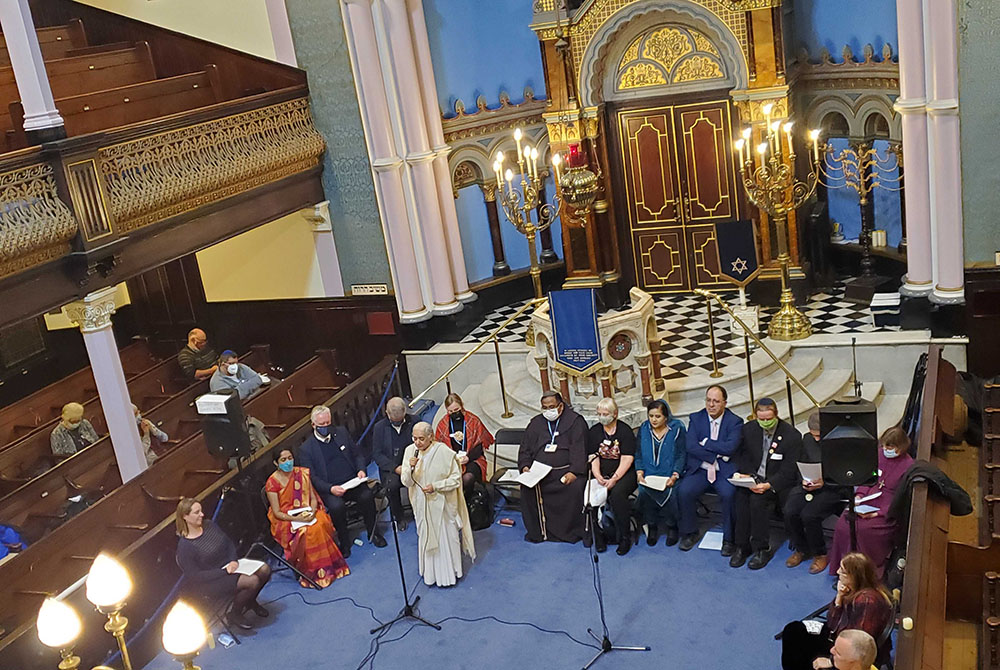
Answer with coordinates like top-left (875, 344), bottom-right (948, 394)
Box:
top-left (99, 98), bottom-right (325, 232)
top-left (0, 160), bottom-right (78, 280)
top-left (607, 332), bottom-right (632, 360)
top-left (722, 0), bottom-right (781, 9)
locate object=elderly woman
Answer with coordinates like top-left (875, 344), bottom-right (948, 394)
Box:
top-left (434, 393), bottom-right (494, 494)
top-left (265, 448), bottom-right (350, 588)
top-left (635, 399), bottom-right (687, 547)
top-left (50, 402), bottom-right (99, 460)
top-left (828, 425), bottom-right (914, 577)
top-left (175, 498), bottom-right (272, 630)
top-left (586, 398), bottom-right (637, 555)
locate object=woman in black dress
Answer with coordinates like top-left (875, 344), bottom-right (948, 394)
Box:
top-left (175, 498), bottom-right (272, 630)
top-left (586, 398), bottom-right (638, 555)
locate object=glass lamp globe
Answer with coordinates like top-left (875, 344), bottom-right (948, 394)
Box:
top-left (86, 553), bottom-right (132, 609)
top-left (162, 601), bottom-right (207, 657)
top-left (37, 598), bottom-right (82, 649)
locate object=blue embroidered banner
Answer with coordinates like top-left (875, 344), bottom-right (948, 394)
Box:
top-left (715, 219), bottom-right (760, 286)
top-left (548, 289), bottom-right (602, 374)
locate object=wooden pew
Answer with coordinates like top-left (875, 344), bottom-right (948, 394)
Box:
top-left (0, 20), bottom-right (88, 67)
top-left (0, 339), bottom-right (160, 447)
top-left (9, 67), bottom-right (221, 141)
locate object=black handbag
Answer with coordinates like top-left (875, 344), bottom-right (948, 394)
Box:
top-left (465, 482), bottom-right (494, 531)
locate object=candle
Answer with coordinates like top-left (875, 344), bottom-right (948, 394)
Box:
top-left (494, 161), bottom-right (502, 189)
top-left (809, 129), bottom-right (821, 163)
top-left (505, 168), bottom-right (513, 196)
top-left (762, 102), bottom-right (774, 129)
top-left (782, 122), bottom-right (794, 155)
top-left (530, 147), bottom-right (539, 179)
top-left (513, 127), bottom-right (523, 168)
top-left (734, 138), bottom-right (745, 167)
top-left (551, 153), bottom-right (562, 187)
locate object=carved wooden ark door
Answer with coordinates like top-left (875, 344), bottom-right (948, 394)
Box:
top-left (617, 99), bottom-right (740, 292)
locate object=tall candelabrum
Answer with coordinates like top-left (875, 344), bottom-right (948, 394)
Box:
top-left (820, 141), bottom-right (903, 280)
top-left (733, 103), bottom-right (822, 341)
top-left (492, 128), bottom-right (598, 300)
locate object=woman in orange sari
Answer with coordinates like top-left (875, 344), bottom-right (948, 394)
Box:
top-left (265, 448), bottom-right (350, 588)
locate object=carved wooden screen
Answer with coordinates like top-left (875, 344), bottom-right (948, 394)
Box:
top-left (617, 99), bottom-right (739, 292)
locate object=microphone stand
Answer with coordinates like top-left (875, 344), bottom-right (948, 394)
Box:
top-left (580, 452), bottom-right (650, 669)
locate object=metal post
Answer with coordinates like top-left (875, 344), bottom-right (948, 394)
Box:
top-left (785, 377), bottom-right (795, 427)
top-left (743, 333), bottom-right (755, 410)
top-left (495, 339), bottom-right (513, 419)
top-left (705, 294), bottom-right (723, 378)
top-left (445, 377), bottom-right (451, 395)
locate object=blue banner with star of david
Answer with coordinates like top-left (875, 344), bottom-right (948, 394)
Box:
top-left (715, 219), bottom-right (760, 287)
top-left (548, 289), bottom-right (602, 375)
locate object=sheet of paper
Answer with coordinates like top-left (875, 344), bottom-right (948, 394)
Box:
top-left (854, 504), bottom-right (880, 515)
top-left (232, 558), bottom-right (266, 576)
top-left (498, 461), bottom-right (552, 488)
top-left (728, 475), bottom-right (758, 489)
top-left (641, 475), bottom-right (670, 492)
top-left (291, 518), bottom-right (317, 531)
top-left (856, 491), bottom-right (882, 504)
top-left (288, 506), bottom-right (313, 516)
top-left (698, 530), bottom-right (724, 551)
top-left (797, 462), bottom-right (823, 483)
top-left (341, 476), bottom-right (368, 491)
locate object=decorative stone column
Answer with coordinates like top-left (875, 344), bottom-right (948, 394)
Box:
top-left (555, 369), bottom-right (570, 405)
top-left (405, 0), bottom-right (475, 304)
top-left (341, 0), bottom-right (429, 322)
top-left (0, 0), bottom-right (65, 143)
top-left (598, 365), bottom-right (613, 399)
top-left (635, 354), bottom-right (653, 405)
top-left (535, 356), bottom-right (550, 393)
top-left (925, 0), bottom-right (965, 303)
top-left (303, 201), bottom-right (345, 297)
top-left (63, 287), bottom-right (147, 483)
top-left (481, 184), bottom-right (510, 276)
top-left (648, 340), bottom-right (664, 392)
top-left (894, 0), bottom-right (933, 297)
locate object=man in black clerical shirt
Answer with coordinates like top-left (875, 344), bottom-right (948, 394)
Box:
top-left (372, 397), bottom-right (416, 531)
top-left (298, 405), bottom-right (386, 558)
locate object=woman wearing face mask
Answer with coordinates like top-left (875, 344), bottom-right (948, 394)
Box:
top-left (265, 448), bottom-right (350, 588)
top-left (586, 398), bottom-right (637, 555)
top-left (434, 393), bottom-right (494, 494)
top-left (635, 399), bottom-right (687, 548)
top-left (827, 426), bottom-right (913, 578)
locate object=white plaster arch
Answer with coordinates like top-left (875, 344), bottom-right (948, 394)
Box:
top-left (448, 144), bottom-right (492, 183)
top-left (806, 96), bottom-right (859, 138)
top-left (578, 0), bottom-right (749, 108)
top-left (854, 96), bottom-right (901, 141)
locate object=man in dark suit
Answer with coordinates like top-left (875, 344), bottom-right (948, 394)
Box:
top-left (730, 397), bottom-right (802, 570)
top-left (298, 405), bottom-right (387, 558)
top-left (676, 385), bottom-right (744, 553)
top-left (372, 397), bottom-right (416, 531)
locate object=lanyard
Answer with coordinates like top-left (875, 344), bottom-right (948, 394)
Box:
top-left (450, 415), bottom-right (466, 448)
top-left (547, 418), bottom-right (560, 444)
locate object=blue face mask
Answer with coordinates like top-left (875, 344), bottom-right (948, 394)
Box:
top-left (278, 460), bottom-right (294, 472)
top-left (882, 447), bottom-right (899, 459)
top-left (315, 425), bottom-right (331, 438)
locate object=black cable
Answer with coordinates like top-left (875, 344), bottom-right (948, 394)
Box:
top-left (432, 615), bottom-right (601, 650)
top-left (260, 591), bottom-right (383, 626)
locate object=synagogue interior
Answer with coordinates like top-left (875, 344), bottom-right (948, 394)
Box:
top-left (0, 1), bottom-right (996, 669)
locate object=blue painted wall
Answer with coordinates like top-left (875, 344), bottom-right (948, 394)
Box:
top-left (825, 138), bottom-right (902, 248)
top-left (792, 0), bottom-right (897, 60)
top-left (424, 0), bottom-right (546, 116)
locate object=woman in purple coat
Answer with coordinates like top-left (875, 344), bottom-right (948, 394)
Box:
top-left (827, 426), bottom-right (913, 577)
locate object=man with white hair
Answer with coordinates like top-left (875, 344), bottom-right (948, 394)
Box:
top-left (813, 629), bottom-right (878, 670)
top-left (298, 405), bottom-right (386, 557)
top-left (372, 397), bottom-right (416, 530)
top-left (401, 422), bottom-right (475, 586)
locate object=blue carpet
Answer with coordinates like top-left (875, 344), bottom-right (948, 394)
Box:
top-left (145, 513), bottom-right (836, 670)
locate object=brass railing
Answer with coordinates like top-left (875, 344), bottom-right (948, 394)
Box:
top-left (695, 288), bottom-right (820, 423)
top-left (410, 297), bottom-right (546, 415)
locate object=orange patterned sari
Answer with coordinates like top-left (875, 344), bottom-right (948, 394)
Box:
top-left (266, 466), bottom-right (349, 588)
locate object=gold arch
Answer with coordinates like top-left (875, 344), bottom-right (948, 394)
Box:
top-left (616, 25), bottom-right (725, 91)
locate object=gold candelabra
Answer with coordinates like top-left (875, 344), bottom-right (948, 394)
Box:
top-left (492, 128), bottom-right (598, 299)
top-left (733, 103), bottom-right (822, 341)
top-left (820, 141), bottom-right (902, 279)
top-left (37, 553), bottom-right (208, 670)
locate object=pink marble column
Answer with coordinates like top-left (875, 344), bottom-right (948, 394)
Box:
top-left (342, 0), bottom-right (429, 322)
top-left (894, 0), bottom-right (933, 297)
top-left (405, 0), bottom-right (475, 304)
top-left (63, 288), bottom-right (147, 482)
top-left (0, 0), bottom-right (64, 142)
top-left (925, 0), bottom-right (965, 303)
top-left (380, 0), bottom-right (462, 316)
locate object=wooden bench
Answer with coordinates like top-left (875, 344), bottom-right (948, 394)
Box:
top-left (9, 67), bottom-right (221, 141)
top-left (0, 20), bottom-right (88, 67)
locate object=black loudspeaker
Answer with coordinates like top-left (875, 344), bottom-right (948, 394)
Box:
top-left (196, 389), bottom-right (252, 459)
top-left (819, 396), bottom-right (879, 486)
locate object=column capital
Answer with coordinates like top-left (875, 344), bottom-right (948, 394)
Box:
top-left (480, 183), bottom-right (497, 202)
top-left (63, 286), bottom-right (118, 333)
top-left (303, 200), bottom-right (333, 233)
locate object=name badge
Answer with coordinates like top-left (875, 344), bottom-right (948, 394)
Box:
top-left (339, 444), bottom-right (346, 451)
top-left (545, 443), bottom-right (558, 453)
top-left (602, 439), bottom-right (612, 446)
top-left (770, 453), bottom-right (783, 461)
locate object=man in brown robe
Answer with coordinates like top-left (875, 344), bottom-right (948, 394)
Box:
top-left (518, 391), bottom-right (588, 543)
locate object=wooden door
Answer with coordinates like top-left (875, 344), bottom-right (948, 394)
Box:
top-left (617, 99), bottom-right (740, 292)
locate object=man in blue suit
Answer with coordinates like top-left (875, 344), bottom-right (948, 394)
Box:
top-left (676, 385), bottom-right (744, 554)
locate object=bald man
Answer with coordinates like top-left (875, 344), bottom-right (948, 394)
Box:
top-left (178, 328), bottom-right (219, 380)
top-left (372, 397), bottom-right (417, 529)
top-left (813, 629), bottom-right (878, 670)
top-left (50, 402), bottom-right (99, 459)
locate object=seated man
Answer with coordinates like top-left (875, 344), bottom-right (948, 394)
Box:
top-left (50, 402), bottom-right (100, 460)
top-left (783, 411), bottom-right (847, 574)
top-left (178, 328), bottom-right (219, 381)
top-left (372, 397), bottom-right (416, 530)
top-left (730, 397), bottom-right (802, 570)
top-left (133, 403), bottom-right (169, 466)
top-left (519, 391), bottom-right (587, 543)
top-left (297, 405), bottom-right (386, 557)
top-left (676, 385), bottom-right (744, 554)
top-left (209, 350), bottom-right (266, 400)
top-left (816, 629), bottom-right (878, 670)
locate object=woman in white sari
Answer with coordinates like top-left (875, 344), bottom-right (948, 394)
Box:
top-left (401, 422), bottom-right (476, 587)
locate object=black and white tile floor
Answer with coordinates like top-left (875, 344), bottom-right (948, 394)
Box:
top-left (461, 285), bottom-right (900, 380)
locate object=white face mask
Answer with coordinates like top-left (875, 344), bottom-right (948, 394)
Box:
top-left (597, 414), bottom-right (614, 426)
top-left (883, 447), bottom-right (899, 459)
top-left (542, 408), bottom-right (560, 422)
top-left (227, 363), bottom-right (239, 375)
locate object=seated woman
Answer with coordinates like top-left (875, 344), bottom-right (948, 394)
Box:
top-left (781, 552), bottom-right (894, 670)
top-left (265, 448), bottom-right (350, 589)
top-left (586, 397), bottom-right (638, 555)
top-left (635, 399), bottom-right (686, 547)
top-left (828, 426), bottom-right (914, 577)
top-left (434, 393), bottom-right (494, 494)
top-left (175, 498), bottom-right (272, 630)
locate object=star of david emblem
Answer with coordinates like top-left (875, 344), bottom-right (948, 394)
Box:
top-left (731, 257), bottom-right (749, 275)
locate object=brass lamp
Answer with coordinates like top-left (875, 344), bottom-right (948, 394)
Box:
top-left (558, 145), bottom-right (599, 225)
top-left (85, 553), bottom-right (134, 670)
top-left (162, 601), bottom-right (208, 670)
top-left (36, 598), bottom-right (113, 670)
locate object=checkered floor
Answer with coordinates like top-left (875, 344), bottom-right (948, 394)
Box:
top-left (461, 284), bottom-right (900, 380)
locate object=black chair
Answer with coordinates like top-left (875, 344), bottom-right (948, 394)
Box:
top-left (490, 428), bottom-right (525, 509)
top-left (174, 572), bottom-right (241, 645)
